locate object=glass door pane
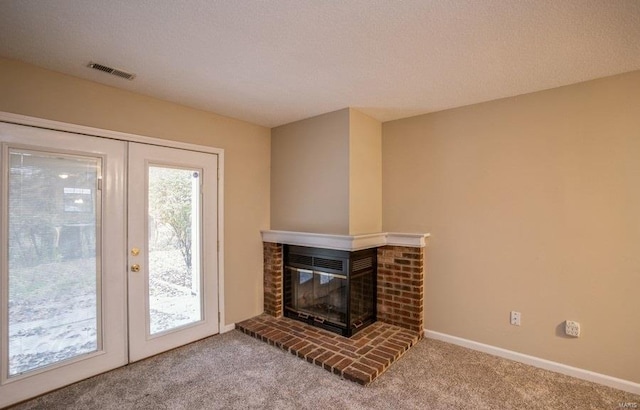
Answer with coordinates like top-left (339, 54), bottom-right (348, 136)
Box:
top-left (313, 272), bottom-right (347, 325)
top-left (7, 148), bottom-right (101, 376)
top-left (147, 166), bottom-right (202, 335)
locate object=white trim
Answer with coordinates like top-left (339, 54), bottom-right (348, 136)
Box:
top-left (220, 323), bottom-right (236, 334)
top-left (217, 154), bottom-right (226, 334)
top-left (0, 112), bottom-right (223, 155)
top-left (386, 232), bottom-right (430, 248)
top-left (261, 230), bottom-right (429, 251)
top-left (425, 330), bottom-right (640, 395)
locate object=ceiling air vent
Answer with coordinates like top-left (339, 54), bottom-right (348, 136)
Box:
top-left (87, 62), bottom-right (136, 80)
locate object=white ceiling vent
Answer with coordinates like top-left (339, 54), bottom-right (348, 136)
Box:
top-left (87, 62), bottom-right (136, 80)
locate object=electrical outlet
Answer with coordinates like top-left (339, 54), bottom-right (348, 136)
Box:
top-left (510, 311), bottom-right (521, 326)
top-left (565, 320), bottom-right (580, 337)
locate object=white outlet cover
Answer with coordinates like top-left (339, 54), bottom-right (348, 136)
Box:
top-left (510, 311), bottom-right (521, 326)
top-left (565, 320), bottom-right (581, 337)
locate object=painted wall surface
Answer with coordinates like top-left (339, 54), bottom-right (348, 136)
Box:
top-left (349, 108), bottom-right (382, 235)
top-left (382, 70), bottom-right (640, 383)
top-left (0, 58), bottom-right (271, 324)
top-left (271, 108), bottom-right (350, 234)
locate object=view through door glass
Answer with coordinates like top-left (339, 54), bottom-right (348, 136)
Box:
top-left (147, 166), bottom-right (202, 334)
top-left (7, 148), bottom-right (101, 376)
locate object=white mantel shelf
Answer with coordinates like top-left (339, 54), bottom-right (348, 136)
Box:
top-left (261, 230), bottom-right (430, 251)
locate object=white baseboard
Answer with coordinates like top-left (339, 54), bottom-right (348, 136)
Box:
top-left (220, 323), bottom-right (236, 333)
top-left (425, 330), bottom-right (640, 395)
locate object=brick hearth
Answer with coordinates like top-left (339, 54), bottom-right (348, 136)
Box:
top-left (237, 314), bottom-right (421, 385)
top-left (247, 239), bottom-right (426, 385)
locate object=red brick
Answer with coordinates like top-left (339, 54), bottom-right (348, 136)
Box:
top-left (351, 362), bottom-right (377, 377)
top-left (296, 344), bottom-right (315, 358)
top-left (314, 350), bottom-right (334, 366)
top-left (281, 336), bottom-right (302, 350)
top-left (339, 349), bottom-right (360, 359)
top-left (333, 357), bottom-right (355, 374)
top-left (355, 345), bottom-right (373, 355)
top-left (360, 357), bottom-right (385, 373)
top-left (365, 352), bottom-right (390, 366)
top-left (306, 347), bottom-right (328, 362)
top-left (337, 343), bottom-right (357, 352)
top-left (343, 367), bottom-right (372, 385)
top-left (376, 345), bottom-right (400, 359)
top-left (322, 354), bottom-right (344, 371)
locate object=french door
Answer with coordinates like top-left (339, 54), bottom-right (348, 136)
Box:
top-left (0, 122), bottom-right (128, 407)
top-left (0, 121), bottom-right (219, 407)
top-left (127, 143), bottom-right (218, 362)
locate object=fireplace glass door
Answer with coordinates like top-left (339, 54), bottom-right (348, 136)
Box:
top-left (284, 245), bottom-right (376, 337)
top-left (349, 271), bottom-right (374, 327)
top-left (290, 268), bottom-right (347, 326)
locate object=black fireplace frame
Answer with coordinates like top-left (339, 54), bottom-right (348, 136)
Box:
top-left (283, 245), bottom-right (377, 337)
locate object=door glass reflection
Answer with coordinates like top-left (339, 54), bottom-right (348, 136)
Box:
top-left (7, 149), bottom-right (100, 376)
top-left (147, 166), bottom-right (202, 334)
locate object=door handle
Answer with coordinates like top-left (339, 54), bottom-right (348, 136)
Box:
top-left (130, 264), bottom-right (140, 272)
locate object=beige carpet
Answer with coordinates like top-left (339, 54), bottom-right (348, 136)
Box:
top-left (9, 330), bottom-right (639, 410)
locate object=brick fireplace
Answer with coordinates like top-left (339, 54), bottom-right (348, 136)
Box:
top-left (237, 231), bottom-right (427, 385)
top-left (237, 109), bottom-right (428, 384)
top-left (262, 242), bottom-right (425, 334)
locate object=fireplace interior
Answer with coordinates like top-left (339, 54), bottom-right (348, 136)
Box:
top-left (283, 245), bottom-right (376, 337)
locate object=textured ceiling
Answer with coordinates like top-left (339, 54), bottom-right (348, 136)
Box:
top-left (1, 0), bottom-right (639, 128)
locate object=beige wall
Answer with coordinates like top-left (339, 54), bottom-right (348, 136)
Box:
top-left (382, 70), bottom-right (640, 383)
top-left (270, 107), bottom-right (381, 236)
top-left (271, 108), bottom-right (350, 234)
top-left (0, 57), bottom-right (271, 324)
top-left (349, 108), bottom-right (382, 235)
top-left (7, 55), bottom-right (636, 383)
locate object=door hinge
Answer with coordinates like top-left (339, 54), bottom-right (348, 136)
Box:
top-left (218, 312), bottom-right (221, 322)
top-left (97, 177), bottom-right (103, 191)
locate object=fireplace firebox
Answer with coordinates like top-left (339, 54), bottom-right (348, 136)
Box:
top-left (283, 245), bottom-right (376, 337)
